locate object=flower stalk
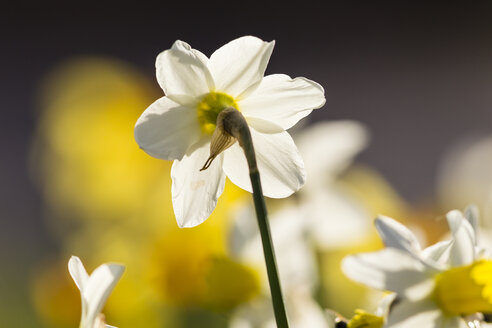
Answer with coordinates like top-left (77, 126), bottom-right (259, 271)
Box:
top-left (218, 107), bottom-right (290, 328)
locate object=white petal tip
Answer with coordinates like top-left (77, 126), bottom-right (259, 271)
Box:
top-left (68, 255), bottom-right (89, 291)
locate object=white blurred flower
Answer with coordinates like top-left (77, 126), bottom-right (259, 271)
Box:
top-left (295, 120), bottom-right (372, 250)
top-left (228, 120), bottom-right (373, 327)
top-left (229, 291), bottom-right (332, 328)
top-left (229, 206), bottom-right (318, 294)
top-left (438, 136), bottom-right (492, 229)
top-left (296, 120), bottom-right (369, 191)
top-left (228, 205), bottom-right (326, 327)
top-left (134, 35), bottom-right (325, 227)
top-left (68, 256), bottom-right (125, 328)
top-left (342, 209), bottom-right (492, 328)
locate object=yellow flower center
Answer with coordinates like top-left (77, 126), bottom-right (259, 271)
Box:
top-left (433, 259), bottom-right (492, 316)
top-left (196, 92), bottom-right (239, 135)
top-left (347, 309), bottom-right (384, 328)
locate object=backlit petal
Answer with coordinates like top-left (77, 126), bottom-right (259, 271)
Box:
top-left (222, 126), bottom-right (305, 198)
top-left (239, 74), bottom-right (325, 130)
top-left (421, 240), bottom-right (452, 267)
top-left (81, 263), bottom-right (125, 328)
top-left (171, 139), bottom-right (226, 227)
top-left (134, 97), bottom-right (201, 161)
top-left (386, 299), bottom-right (457, 328)
top-left (375, 215), bottom-right (422, 254)
top-left (209, 36), bottom-right (274, 98)
top-left (341, 248), bottom-right (431, 297)
top-left (446, 210), bottom-right (476, 266)
top-left (464, 204), bottom-right (480, 237)
top-left (68, 256), bottom-right (89, 291)
top-left (156, 40), bottom-right (214, 100)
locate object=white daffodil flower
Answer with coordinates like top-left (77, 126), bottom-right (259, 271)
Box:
top-left (342, 209), bottom-right (492, 328)
top-left (134, 36), bottom-right (325, 227)
top-left (295, 120), bottom-right (369, 193)
top-left (294, 120), bottom-right (372, 250)
top-left (68, 256), bottom-right (125, 328)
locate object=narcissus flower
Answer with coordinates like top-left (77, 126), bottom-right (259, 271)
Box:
top-left (134, 36), bottom-right (325, 227)
top-left (68, 256), bottom-right (125, 328)
top-left (342, 208), bottom-right (492, 328)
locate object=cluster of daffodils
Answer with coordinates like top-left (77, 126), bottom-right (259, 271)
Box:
top-left (52, 34), bottom-right (492, 328)
top-left (342, 206), bottom-right (492, 328)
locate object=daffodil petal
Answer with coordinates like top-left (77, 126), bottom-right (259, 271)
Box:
top-left (171, 140), bottom-right (226, 227)
top-left (68, 256), bottom-right (89, 291)
top-left (341, 248), bottom-right (430, 296)
top-left (464, 204), bottom-right (479, 238)
top-left (421, 240), bottom-right (451, 267)
top-left (156, 40), bottom-right (214, 100)
top-left (376, 293), bottom-right (397, 317)
top-left (386, 299), bottom-right (452, 328)
top-left (239, 74), bottom-right (325, 129)
top-left (287, 292), bottom-right (332, 328)
top-left (81, 264), bottom-right (124, 328)
top-left (209, 36), bottom-right (274, 98)
top-left (375, 215), bottom-right (422, 254)
top-left (245, 117), bottom-right (284, 133)
top-left (134, 97), bottom-right (201, 161)
top-left (223, 127), bottom-right (305, 198)
top-left (446, 210), bottom-right (476, 266)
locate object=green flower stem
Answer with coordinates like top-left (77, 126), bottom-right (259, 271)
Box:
top-left (219, 108), bottom-right (289, 328)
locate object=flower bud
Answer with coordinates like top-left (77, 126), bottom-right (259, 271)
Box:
top-left (200, 107), bottom-right (238, 171)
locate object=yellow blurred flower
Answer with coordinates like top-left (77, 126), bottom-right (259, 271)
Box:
top-left (31, 258), bottom-right (80, 328)
top-left (146, 224), bottom-right (260, 311)
top-left (33, 57), bottom-right (165, 224)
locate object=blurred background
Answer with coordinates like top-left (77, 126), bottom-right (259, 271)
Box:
top-left (2, 2), bottom-right (492, 327)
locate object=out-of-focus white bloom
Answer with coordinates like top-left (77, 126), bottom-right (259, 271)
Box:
top-left (68, 256), bottom-right (125, 328)
top-left (343, 209), bottom-right (492, 328)
top-left (295, 120), bottom-right (372, 250)
top-left (228, 205), bottom-right (326, 327)
top-left (228, 120), bottom-right (374, 326)
top-left (296, 120), bottom-right (369, 191)
top-left (229, 291), bottom-right (333, 328)
top-left (438, 136), bottom-right (492, 229)
top-left (134, 36), bottom-right (325, 228)
top-left (229, 206), bottom-right (318, 294)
